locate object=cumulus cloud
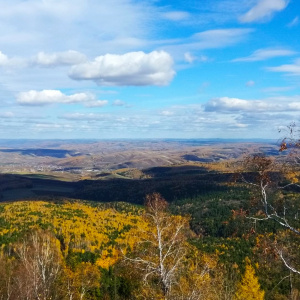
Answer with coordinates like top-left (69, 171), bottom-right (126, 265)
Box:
top-left (233, 48), bottom-right (296, 62)
top-left (0, 50), bottom-right (25, 67)
top-left (204, 96), bottom-right (300, 113)
top-left (17, 90), bottom-right (97, 106)
top-left (0, 51), bottom-right (9, 66)
top-left (32, 50), bottom-right (87, 67)
top-left (239, 0), bottom-right (289, 23)
top-left (69, 51), bottom-right (175, 86)
top-left (0, 49), bottom-right (87, 69)
top-left (267, 59), bottom-right (300, 75)
top-left (204, 97), bottom-right (278, 112)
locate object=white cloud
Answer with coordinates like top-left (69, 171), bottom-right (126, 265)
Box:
top-left (34, 123), bottom-right (72, 130)
top-left (246, 80), bottom-right (255, 87)
top-left (0, 112), bottom-right (14, 118)
top-left (17, 90), bottom-right (96, 106)
top-left (262, 86), bottom-right (294, 93)
top-left (113, 100), bottom-right (126, 106)
top-left (287, 16), bottom-right (299, 27)
top-left (288, 102), bottom-right (300, 110)
top-left (162, 11), bottom-right (190, 21)
top-left (61, 113), bottom-right (107, 121)
top-left (161, 28), bottom-right (254, 61)
top-left (233, 48), bottom-right (296, 62)
top-left (239, 0), bottom-right (289, 23)
top-left (0, 51), bottom-right (9, 66)
top-left (184, 52), bottom-right (208, 63)
top-left (204, 96), bottom-right (300, 113)
top-left (198, 55), bottom-right (209, 62)
top-left (32, 50), bottom-right (87, 67)
top-left (235, 123), bottom-right (249, 128)
top-left (84, 100), bottom-right (108, 108)
top-left (184, 52), bottom-right (196, 63)
top-left (160, 110), bottom-right (174, 116)
top-left (267, 58), bottom-right (300, 75)
top-left (0, 50), bottom-right (25, 68)
top-left (205, 97), bottom-right (277, 112)
top-left (192, 28), bottom-right (253, 49)
top-left (0, 0), bottom-right (155, 56)
top-left (69, 51), bottom-right (175, 86)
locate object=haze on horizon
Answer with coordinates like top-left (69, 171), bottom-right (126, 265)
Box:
top-left (0, 0), bottom-right (299, 140)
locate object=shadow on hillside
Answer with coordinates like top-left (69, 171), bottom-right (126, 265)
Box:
top-left (0, 148), bottom-right (81, 158)
top-left (0, 165), bottom-right (233, 204)
top-left (143, 165), bottom-right (209, 177)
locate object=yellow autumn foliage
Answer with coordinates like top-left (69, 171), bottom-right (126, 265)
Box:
top-left (235, 260), bottom-right (265, 300)
top-left (0, 201), bottom-right (146, 268)
top-left (0, 197), bottom-right (229, 299)
top-left (284, 170), bottom-right (300, 184)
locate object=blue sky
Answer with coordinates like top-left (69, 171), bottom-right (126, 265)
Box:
top-left (0, 0), bottom-right (299, 139)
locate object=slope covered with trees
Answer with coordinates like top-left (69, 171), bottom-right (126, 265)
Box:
top-left (0, 198), bottom-right (228, 299)
top-left (1, 132), bottom-right (300, 299)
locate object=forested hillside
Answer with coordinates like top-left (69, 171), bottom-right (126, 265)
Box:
top-left (0, 141), bottom-right (300, 299)
top-left (0, 182), bottom-right (299, 299)
top-left (0, 198), bottom-right (227, 299)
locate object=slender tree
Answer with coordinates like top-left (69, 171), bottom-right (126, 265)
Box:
top-left (237, 153), bottom-right (300, 275)
top-left (125, 193), bottom-right (219, 300)
top-left (0, 256), bottom-right (15, 300)
top-left (14, 230), bottom-right (63, 300)
top-left (235, 259), bottom-right (265, 300)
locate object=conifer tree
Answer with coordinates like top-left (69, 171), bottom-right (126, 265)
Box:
top-left (235, 260), bottom-right (264, 300)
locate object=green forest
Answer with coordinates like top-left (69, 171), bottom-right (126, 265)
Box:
top-left (0, 151), bottom-right (300, 299)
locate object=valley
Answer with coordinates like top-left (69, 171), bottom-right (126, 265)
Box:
top-left (0, 139), bottom-right (280, 203)
top-left (1, 139), bottom-right (299, 299)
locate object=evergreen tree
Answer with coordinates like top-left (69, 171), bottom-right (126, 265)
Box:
top-left (235, 260), bottom-right (265, 300)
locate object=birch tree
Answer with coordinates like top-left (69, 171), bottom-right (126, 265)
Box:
top-left (125, 193), bottom-right (217, 300)
top-left (237, 154), bottom-right (300, 276)
top-left (64, 263), bottom-right (100, 300)
top-left (14, 230), bottom-right (63, 300)
top-left (0, 257), bottom-right (15, 300)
